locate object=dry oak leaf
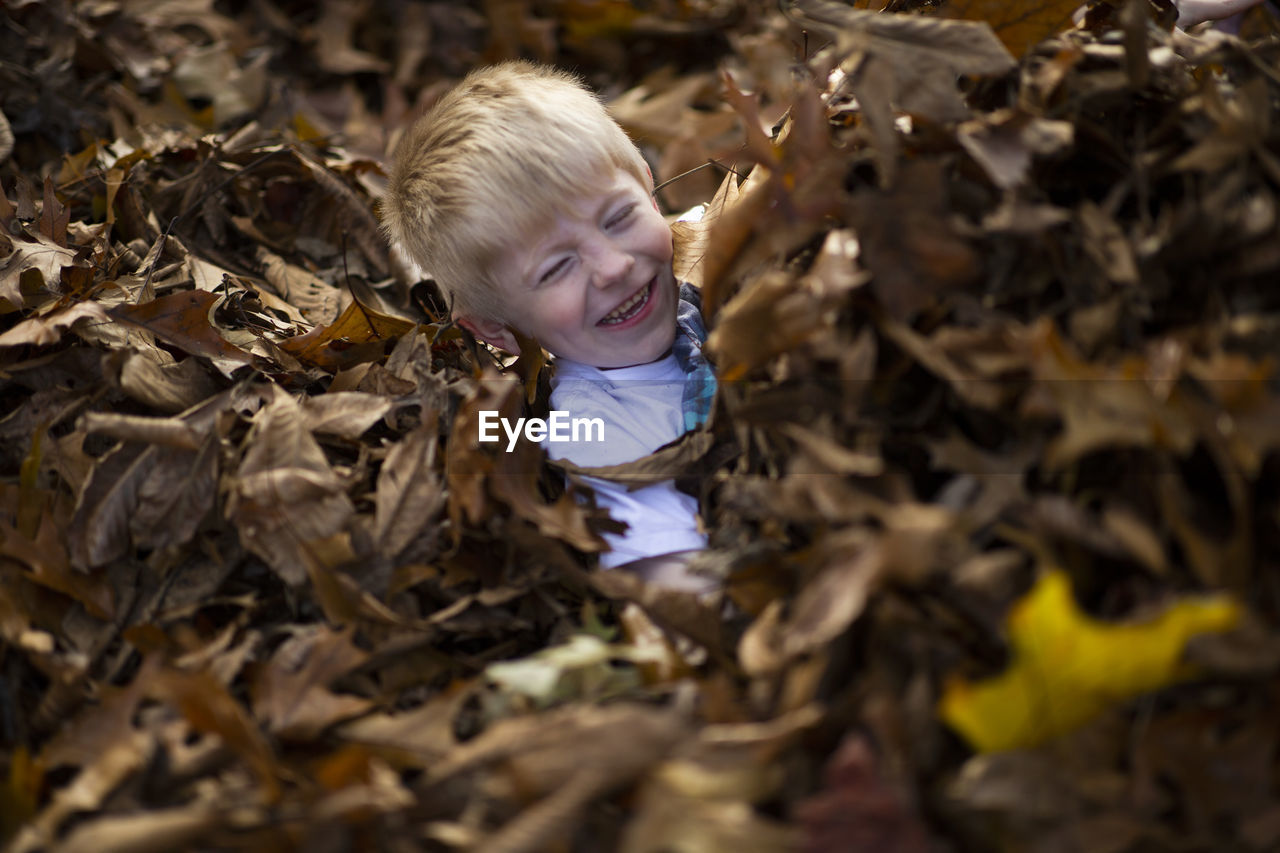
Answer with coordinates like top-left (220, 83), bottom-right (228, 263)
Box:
top-left (796, 0), bottom-right (1016, 137)
top-left (110, 289), bottom-right (254, 369)
top-left (0, 229), bottom-right (80, 312)
top-left (849, 160), bottom-right (984, 321)
top-left (0, 301), bottom-right (111, 349)
top-left (374, 420), bottom-right (445, 559)
top-left (1023, 320), bottom-right (1200, 469)
top-left (278, 294), bottom-right (415, 372)
top-left (1, 505), bottom-right (113, 619)
top-left (228, 386), bottom-right (356, 586)
top-left (250, 625), bottom-right (373, 741)
top-left (69, 395), bottom-right (234, 570)
top-left (939, 569), bottom-right (1241, 753)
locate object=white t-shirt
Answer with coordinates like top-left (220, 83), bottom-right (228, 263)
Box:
top-left (548, 354), bottom-right (706, 568)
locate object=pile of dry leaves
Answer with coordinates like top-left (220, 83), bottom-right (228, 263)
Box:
top-left (4, 0), bottom-right (1280, 850)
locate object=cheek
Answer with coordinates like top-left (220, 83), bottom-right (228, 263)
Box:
top-left (535, 285), bottom-right (588, 333)
top-left (637, 216), bottom-right (673, 263)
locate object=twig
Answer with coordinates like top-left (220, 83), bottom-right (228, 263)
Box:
top-left (651, 159), bottom-right (747, 196)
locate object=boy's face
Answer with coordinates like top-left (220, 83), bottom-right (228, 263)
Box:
top-left (462, 169), bottom-right (678, 369)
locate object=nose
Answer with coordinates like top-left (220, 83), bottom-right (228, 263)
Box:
top-left (586, 240), bottom-right (633, 289)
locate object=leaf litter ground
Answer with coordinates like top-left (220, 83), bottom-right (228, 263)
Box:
top-left (3, 0), bottom-right (1280, 850)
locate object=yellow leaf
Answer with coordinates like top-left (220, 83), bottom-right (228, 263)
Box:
top-left (939, 570), bottom-right (1241, 753)
top-left (943, 0), bottom-right (1081, 58)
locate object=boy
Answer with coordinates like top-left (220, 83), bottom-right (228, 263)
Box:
top-left (381, 61), bottom-right (716, 592)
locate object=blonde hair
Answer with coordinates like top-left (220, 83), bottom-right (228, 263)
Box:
top-left (382, 61), bottom-right (651, 321)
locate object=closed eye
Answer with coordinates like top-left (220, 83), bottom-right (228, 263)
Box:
top-left (605, 204), bottom-right (636, 230)
top-left (538, 257), bottom-right (570, 285)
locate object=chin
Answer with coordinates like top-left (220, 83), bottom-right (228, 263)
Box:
top-left (646, 327), bottom-right (678, 361)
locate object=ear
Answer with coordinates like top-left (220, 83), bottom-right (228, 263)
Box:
top-left (457, 315), bottom-right (520, 354)
top-left (645, 164), bottom-right (660, 212)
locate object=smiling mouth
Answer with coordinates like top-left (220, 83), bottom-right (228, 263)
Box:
top-left (597, 279), bottom-right (653, 326)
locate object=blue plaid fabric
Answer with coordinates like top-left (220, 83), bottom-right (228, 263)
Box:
top-left (672, 282), bottom-right (717, 431)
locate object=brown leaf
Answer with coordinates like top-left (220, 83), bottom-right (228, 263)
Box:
top-left (740, 542), bottom-right (881, 675)
top-left (278, 294), bottom-right (415, 372)
top-left (0, 505), bottom-right (113, 619)
top-left (1078, 200), bottom-right (1140, 285)
top-left (0, 301), bottom-right (111, 349)
top-left (299, 391), bottom-right (393, 439)
top-left (0, 228), bottom-right (76, 313)
top-left (313, 0), bottom-right (393, 74)
top-left (251, 625), bottom-right (372, 741)
top-left (943, 0), bottom-right (1084, 57)
top-left (110, 289), bottom-right (255, 368)
top-left (171, 42), bottom-right (267, 125)
top-left (848, 161), bottom-right (983, 320)
top-left (798, 0), bottom-right (1016, 130)
top-left (107, 350), bottom-right (222, 415)
top-left (0, 107), bottom-right (11, 165)
top-left (54, 802), bottom-right (225, 853)
top-left (956, 108), bottom-right (1074, 190)
top-left (39, 175), bottom-right (69, 247)
top-left (228, 387), bottom-right (356, 586)
top-left (256, 245), bottom-right (347, 325)
top-left (67, 440), bottom-right (156, 571)
top-left (697, 165), bottom-right (774, 317)
top-left (375, 419), bottom-right (445, 558)
top-left (10, 732), bottom-right (153, 852)
top-left (671, 169), bottom-right (750, 290)
top-left (427, 701), bottom-right (688, 794)
top-left (1022, 320), bottom-right (1199, 469)
top-left (338, 685), bottom-right (468, 762)
top-left (152, 666), bottom-right (280, 800)
top-left (70, 393), bottom-right (235, 569)
top-left (707, 271), bottom-right (828, 380)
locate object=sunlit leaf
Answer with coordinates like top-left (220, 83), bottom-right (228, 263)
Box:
top-left (277, 295), bottom-right (415, 372)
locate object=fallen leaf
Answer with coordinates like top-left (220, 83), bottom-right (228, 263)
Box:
top-left (374, 419), bottom-right (445, 559)
top-left (110, 289), bottom-right (255, 369)
top-left (849, 161), bottom-right (983, 320)
top-left (278, 294), bottom-right (415, 372)
top-left (299, 391), bottom-right (393, 439)
top-left (227, 386), bottom-right (356, 586)
top-left (956, 107), bottom-right (1074, 190)
top-left (0, 301), bottom-right (112, 349)
top-left (0, 505), bottom-right (113, 619)
top-left (312, 0), bottom-right (393, 75)
top-left (250, 625), bottom-right (372, 741)
top-left (943, 0), bottom-right (1084, 57)
top-left (0, 228), bottom-right (79, 311)
top-left (939, 569), bottom-right (1242, 753)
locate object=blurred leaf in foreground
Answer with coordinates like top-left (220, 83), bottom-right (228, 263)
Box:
top-left (942, 0), bottom-right (1085, 57)
top-left (939, 570), bottom-right (1242, 753)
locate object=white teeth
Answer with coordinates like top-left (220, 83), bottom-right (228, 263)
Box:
top-left (599, 282), bottom-right (650, 325)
